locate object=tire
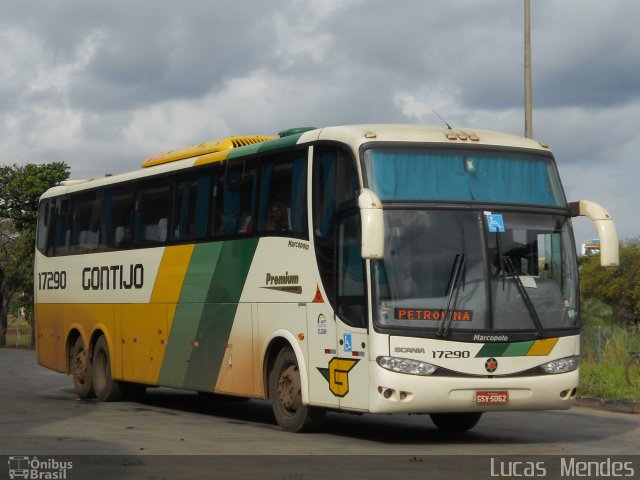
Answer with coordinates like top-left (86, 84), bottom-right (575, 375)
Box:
top-left (268, 347), bottom-right (325, 432)
top-left (626, 357), bottom-right (640, 386)
top-left (92, 336), bottom-right (126, 402)
top-left (70, 336), bottom-right (95, 399)
top-left (430, 412), bottom-right (483, 432)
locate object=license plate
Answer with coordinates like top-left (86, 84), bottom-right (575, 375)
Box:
top-left (475, 391), bottom-right (509, 404)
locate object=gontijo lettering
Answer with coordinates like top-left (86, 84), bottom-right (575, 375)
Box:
top-left (82, 264), bottom-right (144, 290)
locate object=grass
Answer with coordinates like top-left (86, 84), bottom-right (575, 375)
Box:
top-left (579, 361), bottom-right (640, 402)
top-left (579, 326), bottom-right (640, 402)
top-left (3, 315), bottom-right (33, 348)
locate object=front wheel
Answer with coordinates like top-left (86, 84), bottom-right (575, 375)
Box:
top-left (430, 412), bottom-right (483, 432)
top-left (268, 347), bottom-right (325, 432)
top-left (92, 336), bottom-right (126, 402)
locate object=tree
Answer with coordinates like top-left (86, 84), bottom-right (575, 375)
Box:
top-left (580, 238), bottom-right (640, 328)
top-left (580, 297), bottom-right (613, 326)
top-left (0, 163), bottom-right (69, 346)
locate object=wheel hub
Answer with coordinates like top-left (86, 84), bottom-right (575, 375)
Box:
top-left (72, 350), bottom-right (88, 383)
top-left (278, 365), bottom-right (301, 412)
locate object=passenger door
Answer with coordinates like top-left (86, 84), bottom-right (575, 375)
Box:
top-left (335, 211), bottom-right (369, 411)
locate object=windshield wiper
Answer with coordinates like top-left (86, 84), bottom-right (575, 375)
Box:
top-left (438, 253), bottom-right (467, 338)
top-left (502, 256), bottom-right (545, 337)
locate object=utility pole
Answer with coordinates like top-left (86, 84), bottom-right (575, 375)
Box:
top-left (524, 0), bottom-right (533, 138)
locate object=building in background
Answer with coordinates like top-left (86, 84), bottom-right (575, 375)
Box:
top-left (582, 239), bottom-right (600, 256)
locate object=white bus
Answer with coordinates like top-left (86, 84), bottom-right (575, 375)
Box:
top-left (35, 124), bottom-right (618, 432)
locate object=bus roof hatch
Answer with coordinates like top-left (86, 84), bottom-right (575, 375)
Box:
top-left (142, 135), bottom-right (277, 168)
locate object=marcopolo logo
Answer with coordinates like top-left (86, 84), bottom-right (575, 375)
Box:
top-left (8, 456), bottom-right (73, 479)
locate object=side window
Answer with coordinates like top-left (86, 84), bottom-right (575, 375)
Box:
top-left (134, 177), bottom-right (171, 246)
top-left (104, 186), bottom-right (135, 249)
top-left (257, 150), bottom-right (308, 238)
top-left (53, 198), bottom-right (71, 255)
top-left (70, 190), bottom-right (102, 252)
top-left (312, 145), bottom-right (359, 305)
top-left (210, 165), bottom-right (225, 237)
top-left (36, 200), bottom-right (52, 255)
top-left (171, 170), bottom-right (211, 242)
top-left (337, 212), bottom-right (367, 328)
top-left (219, 159), bottom-right (257, 236)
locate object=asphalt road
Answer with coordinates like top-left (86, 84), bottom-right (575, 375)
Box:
top-left (1, 347), bottom-right (639, 479)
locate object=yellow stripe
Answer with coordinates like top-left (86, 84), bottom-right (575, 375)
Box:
top-left (193, 150), bottom-right (231, 166)
top-left (528, 338), bottom-right (559, 356)
top-left (150, 244), bottom-right (195, 304)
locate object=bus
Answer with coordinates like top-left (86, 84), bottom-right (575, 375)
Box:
top-left (35, 124), bottom-right (619, 433)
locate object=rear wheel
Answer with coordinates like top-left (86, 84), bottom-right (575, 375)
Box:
top-left (92, 336), bottom-right (126, 402)
top-left (70, 336), bottom-right (95, 399)
top-left (268, 347), bottom-right (325, 432)
top-left (430, 412), bottom-right (483, 432)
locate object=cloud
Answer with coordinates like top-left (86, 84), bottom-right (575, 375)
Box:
top-left (0, 0), bottom-right (638, 243)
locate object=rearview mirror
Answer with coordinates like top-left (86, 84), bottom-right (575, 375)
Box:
top-left (569, 200), bottom-right (619, 267)
top-left (359, 188), bottom-right (384, 259)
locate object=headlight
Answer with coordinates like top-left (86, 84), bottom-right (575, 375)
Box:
top-left (541, 356), bottom-right (579, 374)
top-left (377, 356), bottom-right (437, 376)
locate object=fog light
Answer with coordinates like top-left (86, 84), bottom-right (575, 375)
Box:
top-left (383, 388), bottom-right (394, 399)
top-left (399, 391), bottom-right (407, 400)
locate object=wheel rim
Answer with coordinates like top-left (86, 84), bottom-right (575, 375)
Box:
top-left (71, 339), bottom-right (89, 385)
top-left (278, 364), bottom-right (301, 414)
top-left (72, 348), bottom-right (89, 384)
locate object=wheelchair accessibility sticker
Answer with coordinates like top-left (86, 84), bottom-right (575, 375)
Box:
top-left (343, 333), bottom-right (352, 353)
top-left (486, 213), bottom-right (505, 233)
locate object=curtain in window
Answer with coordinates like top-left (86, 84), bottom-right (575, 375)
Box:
top-left (368, 152), bottom-right (558, 205)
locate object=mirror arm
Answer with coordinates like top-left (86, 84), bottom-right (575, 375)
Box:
top-left (568, 200), bottom-right (619, 267)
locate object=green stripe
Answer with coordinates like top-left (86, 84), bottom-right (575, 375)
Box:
top-left (227, 133), bottom-right (305, 160)
top-left (476, 343), bottom-right (509, 357)
top-left (180, 243), bottom-right (223, 302)
top-left (157, 303), bottom-right (206, 387)
top-left (476, 340), bottom-right (537, 358)
top-left (158, 240), bottom-right (258, 389)
top-left (183, 238), bottom-right (259, 389)
top-left (503, 340), bottom-right (534, 356)
top-left (227, 143), bottom-right (262, 159)
top-left (158, 243), bottom-right (222, 387)
top-left (257, 133), bottom-right (304, 153)
top-left (182, 303), bottom-right (240, 390)
top-left (205, 239), bottom-right (259, 303)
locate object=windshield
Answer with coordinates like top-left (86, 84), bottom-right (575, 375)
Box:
top-left (363, 148), bottom-right (566, 207)
top-left (372, 209), bottom-right (579, 337)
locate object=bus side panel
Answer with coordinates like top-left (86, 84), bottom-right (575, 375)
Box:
top-left (157, 239), bottom-right (259, 392)
top-left (121, 303), bottom-right (168, 384)
top-left (214, 303), bottom-right (255, 396)
top-left (35, 303), bottom-right (65, 373)
top-left (181, 303), bottom-right (245, 392)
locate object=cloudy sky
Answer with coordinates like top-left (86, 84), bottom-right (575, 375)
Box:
top-left (1, 0), bottom-right (638, 246)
